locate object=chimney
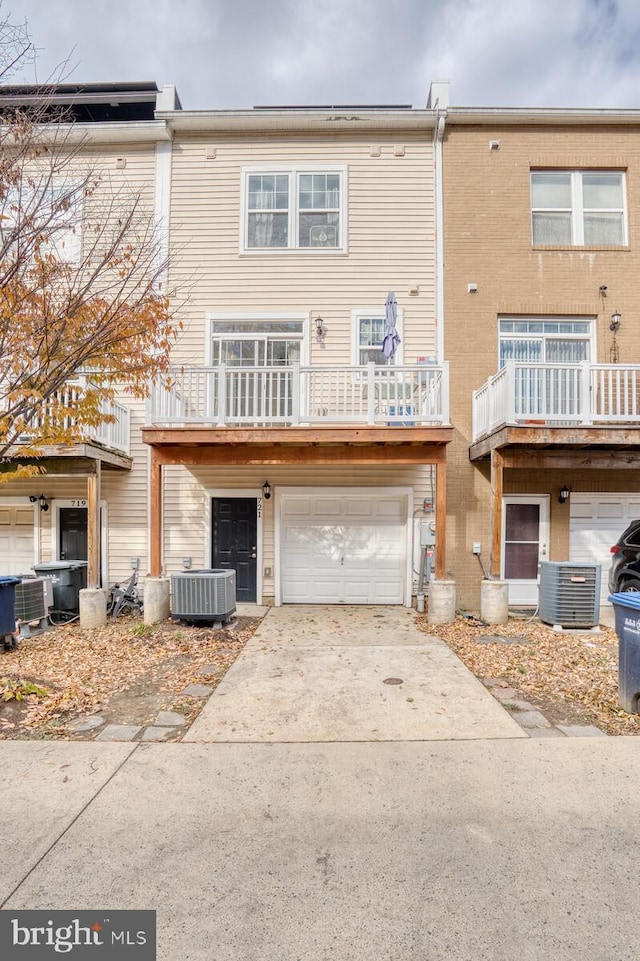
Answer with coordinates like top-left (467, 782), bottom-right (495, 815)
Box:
top-left (427, 80), bottom-right (450, 110)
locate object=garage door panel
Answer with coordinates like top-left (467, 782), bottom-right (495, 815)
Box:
top-left (0, 505), bottom-right (35, 575)
top-left (570, 494), bottom-right (640, 605)
top-left (281, 492), bottom-right (407, 605)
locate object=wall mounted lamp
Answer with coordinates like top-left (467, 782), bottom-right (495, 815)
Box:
top-left (315, 317), bottom-right (325, 343)
top-left (29, 493), bottom-right (49, 512)
top-left (262, 480), bottom-right (271, 501)
top-left (610, 310), bottom-right (621, 332)
top-left (558, 485), bottom-right (571, 505)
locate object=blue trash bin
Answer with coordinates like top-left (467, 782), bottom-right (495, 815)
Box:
top-left (609, 591), bottom-right (640, 714)
top-left (0, 576), bottom-right (21, 647)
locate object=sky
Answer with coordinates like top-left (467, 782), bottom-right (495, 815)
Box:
top-left (3, 0), bottom-right (640, 110)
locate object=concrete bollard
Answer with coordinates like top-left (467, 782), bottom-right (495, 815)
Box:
top-left (79, 588), bottom-right (107, 628)
top-left (144, 576), bottom-right (170, 626)
top-left (480, 579), bottom-right (509, 625)
top-left (428, 579), bottom-right (456, 624)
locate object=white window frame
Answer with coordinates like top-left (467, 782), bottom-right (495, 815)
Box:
top-left (530, 169), bottom-right (627, 247)
top-left (206, 312), bottom-right (310, 367)
top-left (351, 307), bottom-right (404, 366)
top-left (0, 179), bottom-right (83, 265)
top-left (241, 165), bottom-right (347, 254)
top-left (498, 317), bottom-right (595, 369)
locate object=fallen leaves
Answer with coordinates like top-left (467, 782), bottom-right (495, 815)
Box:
top-left (418, 613), bottom-right (640, 736)
top-left (0, 616), bottom-right (259, 737)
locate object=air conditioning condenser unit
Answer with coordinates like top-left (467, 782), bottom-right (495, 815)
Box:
top-left (15, 577), bottom-right (51, 638)
top-left (171, 569), bottom-right (236, 624)
top-left (538, 561), bottom-right (601, 628)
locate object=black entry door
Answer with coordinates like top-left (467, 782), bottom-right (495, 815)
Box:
top-left (211, 498), bottom-right (257, 602)
top-left (59, 508), bottom-right (88, 560)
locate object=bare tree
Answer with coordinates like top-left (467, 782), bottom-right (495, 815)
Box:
top-left (0, 24), bottom-right (179, 475)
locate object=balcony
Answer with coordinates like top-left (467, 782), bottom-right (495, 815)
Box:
top-left (472, 362), bottom-right (640, 442)
top-left (7, 378), bottom-right (131, 465)
top-left (147, 363), bottom-right (450, 428)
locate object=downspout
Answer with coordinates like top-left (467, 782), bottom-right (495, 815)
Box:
top-left (433, 110), bottom-right (446, 364)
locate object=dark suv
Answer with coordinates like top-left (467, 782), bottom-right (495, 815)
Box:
top-left (609, 520), bottom-right (640, 594)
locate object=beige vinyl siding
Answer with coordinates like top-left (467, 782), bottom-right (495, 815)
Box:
top-left (167, 132), bottom-right (436, 366)
top-left (101, 398), bottom-right (150, 583)
top-left (161, 463), bottom-right (437, 597)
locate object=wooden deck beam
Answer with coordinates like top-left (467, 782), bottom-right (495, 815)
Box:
top-left (149, 448), bottom-right (163, 578)
top-left (86, 463), bottom-right (101, 589)
top-left (490, 450), bottom-right (504, 580)
top-left (142, 425), bottom-right (453, 448)
top-left (470, 425), bottom-right (640, 461)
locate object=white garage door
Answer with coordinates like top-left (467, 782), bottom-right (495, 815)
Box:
top-left (280, 491), bottom-right (408, 604)
top-left (570, 494), bottom-right (640, 605)
top-left (0, 505), bottom-right (36, 575)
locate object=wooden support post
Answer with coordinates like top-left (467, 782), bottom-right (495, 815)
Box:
top-left (87, 463), bottom-right (101, 589)
top-left (490, 449), bottom-right (504, 580)
top-left (435, 458), bottom-right (447, 580)
top-left (150, 447), bottom-right (163, 577)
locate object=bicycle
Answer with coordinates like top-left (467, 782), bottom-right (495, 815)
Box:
top-left (107, 570), bottom-right (144, 618)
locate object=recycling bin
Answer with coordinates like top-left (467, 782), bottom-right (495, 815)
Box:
top-left (32, 561), bottom-right (88, 614)
top-left (609, 591), bottom-right (640, 714)
top-left (0, 576), bottom-right (20, 640)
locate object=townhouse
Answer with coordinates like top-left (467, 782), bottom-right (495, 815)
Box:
top-left (442, 99), bottom-right (640, 612)
top-left (0, 82), bottom-right (179, 589)
top-left (143, 88), bottom-right (451, 607)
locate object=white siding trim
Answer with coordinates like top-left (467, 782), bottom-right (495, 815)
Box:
top-left (205, 488), bottom-right (263, 604)
top-left (154, 141), bottom-right (172, 283)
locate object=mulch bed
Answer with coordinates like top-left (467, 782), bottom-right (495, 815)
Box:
top-left (0, 616), bottom-right (260, 738)
top-left (418, 613), bottom-right (640, 736)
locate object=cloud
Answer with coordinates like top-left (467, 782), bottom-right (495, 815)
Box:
top-left (7, 0), bottom-right (640, 108)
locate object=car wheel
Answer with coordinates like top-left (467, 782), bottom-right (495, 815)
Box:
top-left (620, 580), bottom-right (640, 593)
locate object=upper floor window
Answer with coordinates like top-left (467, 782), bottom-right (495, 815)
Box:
top-left (352, 308), bottom-right (403, 366)
top-left (499, 318), bottom-right (592, 368)
top-left (243, 167), bottom-right (345, 252)
top-left (531, 170), bottom-right (626, 246)
top-left (0, 180), bottom-right (83, 265)
top-left (209, 315), bottom-right (306, 367)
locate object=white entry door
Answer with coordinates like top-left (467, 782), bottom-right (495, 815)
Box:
top-left (279, 490), bottom-right (408, 605)
top-left (502, 496), bottom-right (549, 605)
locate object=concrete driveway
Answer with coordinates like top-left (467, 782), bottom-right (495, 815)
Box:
top-left (185, 605), bottom-right (525, 742)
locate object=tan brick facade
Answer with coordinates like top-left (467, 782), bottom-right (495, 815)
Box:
top-left (442, 119), bottom-right (640, 610)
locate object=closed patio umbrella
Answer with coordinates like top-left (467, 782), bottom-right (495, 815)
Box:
top-left (381, 291), bottom-right (401, 359)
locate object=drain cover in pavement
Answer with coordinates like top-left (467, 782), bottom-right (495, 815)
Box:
top-left (383, 677), bottom-right (404, 685)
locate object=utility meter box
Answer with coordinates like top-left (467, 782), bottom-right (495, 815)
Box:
top-left (420, 519), bottom-right (436, 547)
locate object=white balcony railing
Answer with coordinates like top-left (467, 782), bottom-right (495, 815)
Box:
top-left (147, 363), bottom-right (450, 428)
top-left (12, 378), bottom-right (131, 456)
top-left (473, 361), bottom-right (640, 441)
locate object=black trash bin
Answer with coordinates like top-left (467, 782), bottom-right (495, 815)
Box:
top-left (609, 591), bottom-right (640, 714)
top-left (0, 575), bottom-right (20, 647)
top-left (32, 561), bottom-right (88, 615)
